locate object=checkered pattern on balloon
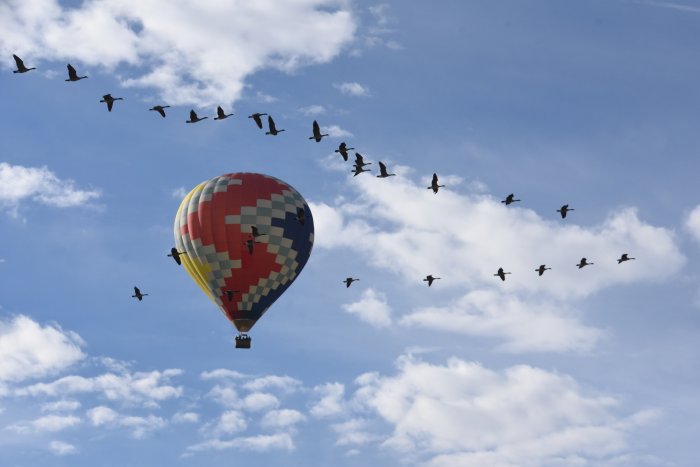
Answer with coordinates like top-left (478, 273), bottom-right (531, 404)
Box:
top-left (174, 173), bottom-right (314, 334)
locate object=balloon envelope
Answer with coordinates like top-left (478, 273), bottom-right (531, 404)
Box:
top-left (174, 173), bottom-right (314, 333)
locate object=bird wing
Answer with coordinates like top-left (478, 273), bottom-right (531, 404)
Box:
top-left (217, 106), bottom-right (225, 118)
top-left (378, 162), bottom-right (387, 174)
top-left (157, 107), bottom-right (166, 117)
top-left (432, 173), bottom-right (438, 184)
top-left (268, 116), bottom-right (277, 132)
top-left (107, 99), bottom-right (114, 112)
top-left (13, 54), bottom-right (24, 68)
top-left (312, 120), bottom-right (320, 137)
top-left (67, 64), bottom-right (77, 79)
top-left (253, 115), bottom-right (263, 128)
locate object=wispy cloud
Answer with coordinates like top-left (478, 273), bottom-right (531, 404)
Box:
top-left (0, 163), bottom-right (100, 214)
top-left (310, 166), bottom-right (684, 352)
top-left (342, 288), bottom-right (393, 328)
top-left (335, 82), bottom-right (370, 97)
top-left (299, 105), bottom-right (326, 116)
top-left (0, 315), bottom-right (85, 384)
top-left (86, 406), bottom-right (167, 438)
top-left (48, 440), bottom-right (78, 456)
top-left (0, 1), bottom-right (357, 106)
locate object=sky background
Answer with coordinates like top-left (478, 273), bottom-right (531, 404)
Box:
top-left (1, 0), bottom-right (699, 465)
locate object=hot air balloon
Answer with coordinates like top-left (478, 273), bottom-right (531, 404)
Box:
top-left (174, 173), bottom-right (314, 348)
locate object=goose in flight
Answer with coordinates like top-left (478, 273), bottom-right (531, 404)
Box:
top-left (557, 204), bottom-right (574, 219)
top-left (149, 105), bottom-right (170, 117)
top-left (354, 152), bottom-right (371, 168)
top-left (12, 54), bottom-right (35, 73)
top-left (266, 115), bottom-right (285, 135)
top-left (335, 142), bottom-right (354, 161)
top-left (248, 112), bottom-right (268, 129)
top-left (617, 253), bottom-right (636, 264)
top-left (343, 278), bottom-right (359, 288)
top-left (186, 110), bottom-right (208, 123)
top-left (494, 267), bottom-right (511, 281)
top-left (428, 173), bottom-right (445, 194)
top-left (167, 247), bottom-right (186, 266)
top-left (377, 162), bottom-right (396, 178)
top-left (423, 275), bottom-right (441, 286)
top-left (352, 164), bottom-right (371, 176)
top-left (501, 193), bottom-right (521, 205)
top-left (535, 264), bottom-right (551, 276)
top-left (132, 286), bottom-right (148, 301)
top-left (214, 106), bottom-right (233, 120)
top-left (309, 120), bottom-right (328, 142)
top-left (576, 257), bottom-right (593, 269)
top-left (99, 94), bottom-right (123, 112)
top-left (226, 290), bottom-right (241, 302)
top-left (65, 64), bottom-right (87, 81)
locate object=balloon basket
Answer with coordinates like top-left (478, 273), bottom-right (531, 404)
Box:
top-left (235, 334), bottom-right (251, 349)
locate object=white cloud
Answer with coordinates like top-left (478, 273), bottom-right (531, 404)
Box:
top-left (332, 418), bottom-right (380, 446)
top-left (8, 414), bottom-right (81, 433)
top-left (400, 290), bottom-right (603, 353)
top-left (324, 125), bottom-right (354, 138)
top-left (171, 186), bottom-right (188, 200)
top-left (342, 288), bottom-right (393, 328)
top-left (243, 375), bottom-right (302, 393)
top-left (0, 315), bottom-right (85, 383)
top-left (347, 354), bottom-right (659, 466)
top-left (242, 392), bottom-right (280, 412)
top-left (311, 169), bottom-right (684, 352)
top-left (685, 205), bottom-right (700, 242)
top-left (335, 82), bottom-right (370, 96)
top-left (0, 0), bottom-right (356, 107)
top-left (299, 104), bottom-right (326, 116)
top-left (41, 400), bottom-right (81, 412)
top-left (210, 410), bottom-right (247, 436)
top-left (310, 382), bottom-right (345, 418)
top-left (16, 369), bottom-right (183, 406)
top-left (172, 411), bottom-right (199, 424)
top-left (260, 409), bottom-right (306, 429)
top-left (86, 406), bottom-right (166, 438)
top-left (185, 433), bottom-right (295, 454)
top-left (201, 369), bottom-right (246, 380)
top-left (0, 163), bottom-right (100, 212)
top-left (48, 440), bottom-right (77, 456)
top-left (206, 384), bottom-right (241, 407)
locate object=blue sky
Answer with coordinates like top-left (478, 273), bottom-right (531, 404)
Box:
top-left (1, 0), bottom-right (699, 465)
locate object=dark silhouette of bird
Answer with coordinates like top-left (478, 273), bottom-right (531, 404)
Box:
top-left (248, 112), bottom-right (268, 129)
top-left (427, 173), bottom-right (445, 194)
top-left (576, 257), bottom-right (593, 269)
top-left (535, 264), bottom-right (551, 276)
top-left (250, 226), bottom-right (266, 239)
top-left (494, 267), bottom-right (511, 281)
top-left (226, 290), bottom-right (241, 302)
top-left (12, 54), bottom-right (35, 73)
top-left (617, 253), bottom-right (636, 264)
top-left (377, 162), bottom-right (396, 178)
top-left (343, 277), bottom-right (359, 288)
top-left (132, 286), bottom-right (148, 301)
top-left (335, 142), bottom-right (354, 161)
top-left (501, 193), bottom-right (521, 205)
top-left (65, 64), bottom-right (87, 81)
top-left (167, 247), bottom-right (186, 266)
top-left (296, 207), bottom-right (306, 225)
top-left (423, 275), bottom-right (441, 286)
top-left (266, 115), bottom-right (285, 135)
top-left (149, 105), bottom-right (170, 117)
top-left (352, 164), bottom-right (371, 176)
top-left (245, 238), bottom-right (262, 255)
top-left (99, 94), bottom-right (123, 112)
top-left (309, 120), bottom-right (328, 142)
top-left (186, 110), bottom-right (208, 123)
top-left (214, 106), bottom-right (233, 120)
top-left (557, 204), bottom-right (574, 219)
top-left (354, 153), bottom-right (371, 167)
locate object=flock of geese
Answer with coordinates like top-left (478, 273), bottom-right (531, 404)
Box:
top-left (11, 54), bottom-right (637, 302)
